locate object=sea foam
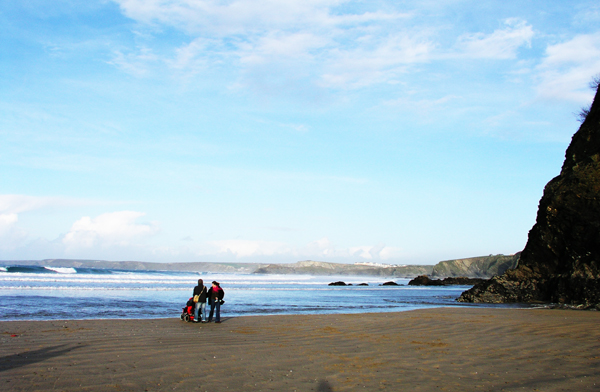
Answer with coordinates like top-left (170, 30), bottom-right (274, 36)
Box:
top-left (44, 266), bottom-right (77, 274)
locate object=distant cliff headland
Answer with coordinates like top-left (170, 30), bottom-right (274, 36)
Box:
top-left (2, 254), bottom-right (519, 278)
top-left (430, 253), bottom-right (520, 278)
top-left (251, 260), bottom-right (432, 277)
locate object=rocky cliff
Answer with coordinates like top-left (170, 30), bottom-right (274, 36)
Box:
top-left (430, 253), bottom-right (520, 278)
top-left (458, 84), bottom-right (600, 308)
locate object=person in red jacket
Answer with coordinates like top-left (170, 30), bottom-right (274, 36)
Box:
top-left (207, 281), bottom-right (224, 323)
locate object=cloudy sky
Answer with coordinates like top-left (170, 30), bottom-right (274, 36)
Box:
top-left (1, 0), bottom-right (599, 265)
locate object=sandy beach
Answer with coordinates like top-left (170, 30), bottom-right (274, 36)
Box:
top-left (1, 308), bottom-right (599, 391)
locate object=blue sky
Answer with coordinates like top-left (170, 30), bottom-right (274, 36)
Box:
top-left (1, 0), bottom-right (599, 265)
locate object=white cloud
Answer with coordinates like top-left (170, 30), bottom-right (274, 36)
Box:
top-left (238, 32), bottom-right (327, 65)
top-left (455, 18), bottom-right (533, 59)
top-left (536, 32), bottom-right (600, 102)
top-left (63, 211), bottom-right (158, 252)
top-left (302, 238), bottom-right (402, 261)
top-left (379, 246), bottom-right (403, 260)
top-left (113, 0), bottom-right (406, 35)
top-left (349, 243), bottom-right (402, 260)
top-left (349, 245), bottom-right (377, 259)
top-left (169, 38), bottom-right (212, 71)
top-left (0, 213), bottom-right (28, 251)
top-left (320, 33), bottom-right (435, 88)
top-left (304, 237), bottom-right (335, 256)
top-left (203, 236), bottom-right (403, 262)
top-left (111, 0), bottom-right (415, 88)
top-left (0, 213), bottom-right (18, 234)
top-left (0, 194), bottom-right (132, 254)
top-left (207, 239), bottom-right (291, 257)
top-left (107, 47), bottom-right (158, 77)
top-left (383, 94), bottom-right (462, 115)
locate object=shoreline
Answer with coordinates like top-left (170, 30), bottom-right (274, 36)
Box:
top-left (0, 303), bottom-right (540, 323)
top-left (2, 307), bottom-right (599, 391)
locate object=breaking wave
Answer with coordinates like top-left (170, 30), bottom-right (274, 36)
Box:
top-left (44, 266), bottom-right (77, 274)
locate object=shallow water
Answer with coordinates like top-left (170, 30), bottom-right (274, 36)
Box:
top-left (0, 265), bottom-right (525, 320)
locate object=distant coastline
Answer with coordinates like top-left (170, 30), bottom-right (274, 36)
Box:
top-left (1, 254), bottom-right (519, 278)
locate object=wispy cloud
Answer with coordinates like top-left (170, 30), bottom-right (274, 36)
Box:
top-left (111, 0), bottom-right (417, 88)
top-left (113, 0), bottom-right (408, 35)
top-left (319, 33), bottom-right (435, 88)
top-left (455, 18), bottom-right (533, 59)
top-left (535, 32), bottom-right (600, 102)
top-left (0, 194), bottom-right (94, 214)
top-left (108, 47), bottom-right (159, 77)
top-left (238, 32), bottom-right (328, 65)
top-left (383, 94), bottom-right (462, 115)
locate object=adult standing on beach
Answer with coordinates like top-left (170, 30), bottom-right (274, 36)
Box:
top-left (192, 279), bottom-right (208, 323)
top-left (207, 281), bottom-right (224, 323)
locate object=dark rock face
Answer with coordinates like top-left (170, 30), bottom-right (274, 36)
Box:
top-left (408, 275), bottom-right (443, 286)
top-left (381, 281), bottom-right (400, 286)
top-left (328, 281), bottom-right (348, 286)
top-left (459, 85), bottom-right (600, 308)
top-left (408, 275), bottom-right (486, 286)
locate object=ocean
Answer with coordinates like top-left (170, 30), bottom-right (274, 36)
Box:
top-left (0, 265), bottom-right (526, 321)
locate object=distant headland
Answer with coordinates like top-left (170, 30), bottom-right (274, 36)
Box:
top-left (1, 253), bottom-right (519, 278)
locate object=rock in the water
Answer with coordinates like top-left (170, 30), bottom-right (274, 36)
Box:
top-left (408, 275), bottom-right (443, 286)
top-left (458, 84), bottom-right (600, 307)
top-left (381, 281), bottom-right (399, 286)
top-left (408, 275), bottom-right (486, 286)
top-left (328, 281), bottom-right (347, 286)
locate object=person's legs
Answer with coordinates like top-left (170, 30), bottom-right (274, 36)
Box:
top-left (200, 302), bottom-right (207, 322)
top-left (208, 302), bottom-right (215, 322)
top-left (214, 301), bottom-right (221, 322)
top-left (194, 302), bottom-right (201, 322)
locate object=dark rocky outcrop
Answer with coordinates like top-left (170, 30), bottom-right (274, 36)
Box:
top-left (328, 281), bottom-right (369, 286)
top-left (381, 281), bottom-right (400, 286)
top-left (409, 275), bottom-right (444, 286)
top-left (408, 275), bottom-right (486, 286)
top-left (459, 84), bottom-right (600, 308)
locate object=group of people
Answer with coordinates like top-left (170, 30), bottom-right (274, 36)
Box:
top-left (192, 279), bottom-right (224, 323)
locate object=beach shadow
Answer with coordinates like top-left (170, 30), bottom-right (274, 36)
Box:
top-left (317, 380), bottom-right (334, 391)
top-left (206, 317), bottom-right (230, 324)
top-left (0, 344), bottom-right (85, 372)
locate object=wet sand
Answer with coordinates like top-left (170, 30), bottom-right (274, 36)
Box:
top-left (2, 307), bottom-right (599, 391)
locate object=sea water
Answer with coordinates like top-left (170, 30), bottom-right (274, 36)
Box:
top-left (0, 265), bottom-right (524, 321)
